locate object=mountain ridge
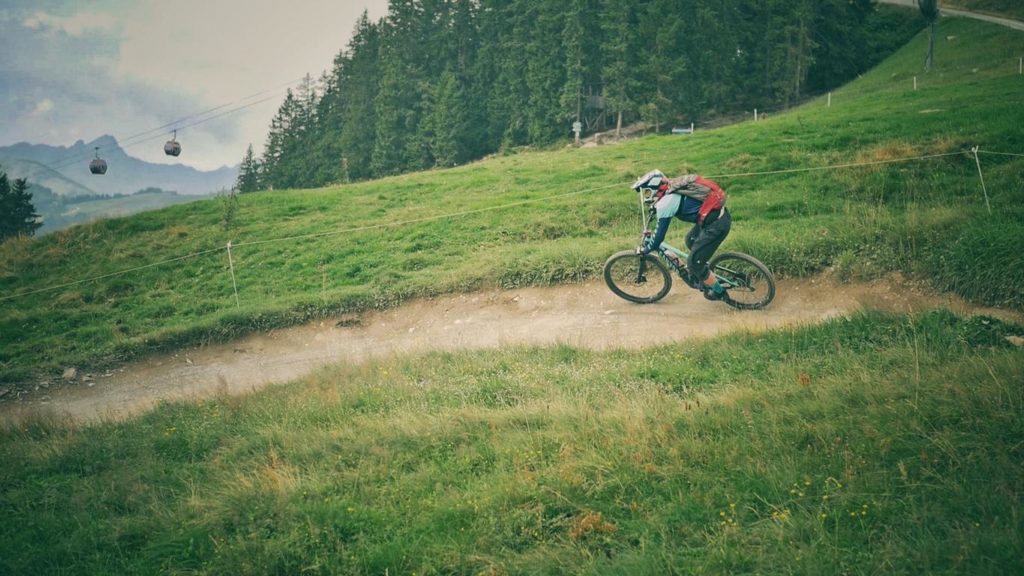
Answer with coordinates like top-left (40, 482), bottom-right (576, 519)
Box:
top-left (0, 135), bottom-right (238, 197)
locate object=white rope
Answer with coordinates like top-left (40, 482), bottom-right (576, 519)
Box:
top-left (0, 247), bottom-right (224, 302)
top-left (980, 150), bottom-right (1024, 158)
top-left (0, 184), bottom-right (618, 302)
top-left (2, 148), bottom-right (1016, 303)
top-left (230, 184), bottom-right (619, 248)
top-left (45, 78), bottom-right (307, 172)
top-left (706, 151), bottom-right (966, 179)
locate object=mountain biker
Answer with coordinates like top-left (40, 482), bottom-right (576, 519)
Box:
top-left (632, 169), bottom-right (731, 301)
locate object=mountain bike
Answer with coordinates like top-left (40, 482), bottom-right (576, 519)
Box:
top-left (603, 197), bottom-right (776, 310)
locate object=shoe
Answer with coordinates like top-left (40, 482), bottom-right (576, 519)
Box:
top-left (703, 286), bottom-right (726, 301)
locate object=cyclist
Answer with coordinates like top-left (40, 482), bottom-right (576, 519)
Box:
top-left (632, 169), bottom-right (731, 301)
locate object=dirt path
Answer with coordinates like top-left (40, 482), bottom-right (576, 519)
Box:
top-left (3, 276), bottom-right (1020, 426)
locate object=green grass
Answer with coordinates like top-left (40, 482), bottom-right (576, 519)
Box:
top-left (1, 19), bottom-right (1023, 574)
top-left (2, 17), bottom-right (1023, 383)
top-left (2, 312), bottom-right (1021, 574)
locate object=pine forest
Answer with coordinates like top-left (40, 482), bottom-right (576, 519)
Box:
top-left (241, 0), bottom-right (924, 191)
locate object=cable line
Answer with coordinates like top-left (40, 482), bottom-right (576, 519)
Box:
top-left (42, 77), bottom-right (307, 172)
top-left (707, 151), bottom-right (966, 179)
top-left (0, 247), bottom-right (225, 302)
top-left (0, 148), bottom-right (1014, 303)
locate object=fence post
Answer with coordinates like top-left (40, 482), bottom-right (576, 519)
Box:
top-left (754, 108), bottom-right (758, 122)
top-left (226, 241), bottom-right (240, 307)
top-left (913, 76), bottom-right (917, 90)
top-left (971, 147), bottom-right (992, 215)
top-left (828, 92), bottom-right (832, 107)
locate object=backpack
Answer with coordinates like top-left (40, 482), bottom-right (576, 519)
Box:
top-left (669, 175), bottom-right (727, 224)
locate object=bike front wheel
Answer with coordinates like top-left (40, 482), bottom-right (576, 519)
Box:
top-left (710, 251), bottom-right (776, 310)
top-left (603, 250), bottom-right (673, 304)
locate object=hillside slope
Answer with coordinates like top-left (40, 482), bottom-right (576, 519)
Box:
top-left (1, 16), bottom-right (1023, 576)
top-left (1, 16), bottom-right (1022, 385)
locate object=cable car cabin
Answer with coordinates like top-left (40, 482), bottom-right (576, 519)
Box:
top-left (164, 139), bottom-right (181, 157)
top-left (89, 147), bottom-right (107, 174)
top-left (164, 130), bottom-right (181, 156)
top-left (89, 158), bottom-right (107, 174)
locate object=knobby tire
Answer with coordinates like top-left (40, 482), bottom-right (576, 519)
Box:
top-left (710, 251), bottom-right (776, 310)
top-left (603, 250), bottom-right (672, 304)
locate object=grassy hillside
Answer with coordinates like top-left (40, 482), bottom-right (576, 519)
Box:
top-left (2, 312), bottom-right (1021, 574)
top-left (1, 16), bottom-right (1023, 385)
top-left (1, 17), bottom-right (1023, 575)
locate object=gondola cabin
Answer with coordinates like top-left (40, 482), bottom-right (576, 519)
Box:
top-left (89, 148), bottom-right (107, 175)
top-left (164, 130), bottom-right (181, 157)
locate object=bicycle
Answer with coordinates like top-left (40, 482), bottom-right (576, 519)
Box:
top-left (603, 193), bottom-right (776, 310)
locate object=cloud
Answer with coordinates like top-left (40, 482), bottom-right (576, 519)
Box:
top-left (22, 10), bottom-right (118, 36)
top-left (32, 98), bottom-right (55, 115)
top-left (1, 9), bottom-right (206, 161)
top-left (1, 1), bottom-right (391, 170)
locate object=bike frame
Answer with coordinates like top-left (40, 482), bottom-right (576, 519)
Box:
top-left (635, 194), bottom-right (716, 289)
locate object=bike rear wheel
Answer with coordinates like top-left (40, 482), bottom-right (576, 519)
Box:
top-left (710, 251), bottom-right (776, 310)
top-left (603, 250), bottom-right (672, 304)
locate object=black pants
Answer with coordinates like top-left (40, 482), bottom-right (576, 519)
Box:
top-left (685, 208), bottom-right (731, 283)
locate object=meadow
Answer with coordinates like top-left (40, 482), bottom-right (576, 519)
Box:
top-left (0, 15), bottom-right (1023, 575)
top-left (1, 312), bottom-right (1021, 574)
top-left (1, 17), bottom-right (1022, 383)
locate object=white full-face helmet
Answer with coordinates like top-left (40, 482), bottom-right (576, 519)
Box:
top-left (631, 169), bottom-right (668, 204)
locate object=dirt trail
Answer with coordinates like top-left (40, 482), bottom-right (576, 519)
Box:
top-left (3, 276), bottom-right (1020, 426)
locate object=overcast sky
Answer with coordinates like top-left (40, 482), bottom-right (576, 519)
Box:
top-left (0, 0), bottom-right (391, 171)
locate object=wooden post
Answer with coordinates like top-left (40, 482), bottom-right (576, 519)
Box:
top-left (828, 92), bottom-right (832, 107)
top-left (754, 108), bottom-right (758, 122)
top-left (914, 76), bottom-right (918, 90)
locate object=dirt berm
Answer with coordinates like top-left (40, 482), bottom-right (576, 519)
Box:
top-left (3, 275), bottom-right (1020, 426)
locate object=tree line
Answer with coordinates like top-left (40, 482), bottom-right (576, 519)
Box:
top-left (236, 0), bottom-right (925, 193)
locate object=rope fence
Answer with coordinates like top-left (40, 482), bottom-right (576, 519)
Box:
top-left (2, 147), bottom-right (1020, 304)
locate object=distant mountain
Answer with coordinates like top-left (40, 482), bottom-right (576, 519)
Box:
top-left (0, 135), bottom-right (238, 197)
top-left (0, 157), bottom-right (98, 198)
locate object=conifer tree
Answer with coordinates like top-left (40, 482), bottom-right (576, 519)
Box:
top-left (371, 44), bottom-right (415, 177)
top-left (0, 167), bottom-right (42, 240)
top-left (918, 0), bottom-right (939, 71)
top-left (498, 0), bottom-right (532, 148)
top-left (337, 12), bottom-right (381, 182)
top-left (523, 2), bottom-right (565, 144)
top-left (639, 0), bottom-right (687, 132)
top-left (260, 90), bottom-right (299, 189)
top-left (560, 0), bottom-right (586, 128)
top-left (250, 0), bottom-right (923, 188)
top-left (600, 0), bottom-right (636, 136)
top-left (235, 144), bottom-right (262, 193)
